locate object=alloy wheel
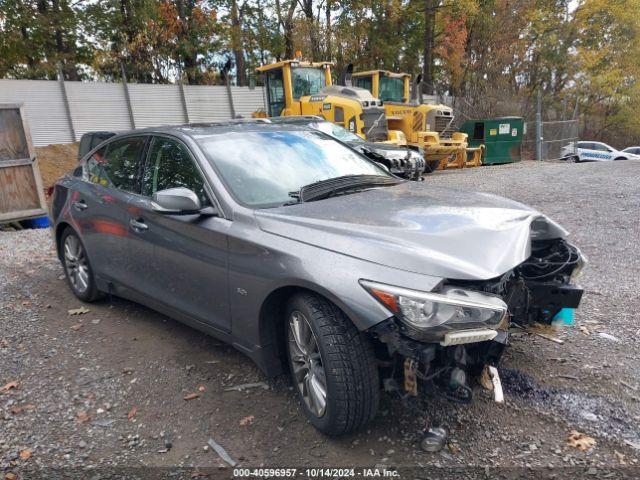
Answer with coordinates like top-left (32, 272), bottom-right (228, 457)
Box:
top-left (288, 311), bottom-right (327, 417)
top-left (63, 235), bottom-right (90, 294)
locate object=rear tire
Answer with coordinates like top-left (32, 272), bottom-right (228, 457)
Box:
top-left (60, 227), bottom-right (102, 302)
top-left (285, 293), bottom-right (379, 436)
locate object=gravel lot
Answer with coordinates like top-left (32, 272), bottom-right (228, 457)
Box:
top-left (1, 159), bottom-right (639, 478)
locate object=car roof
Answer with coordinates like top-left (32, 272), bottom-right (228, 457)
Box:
top-left (102, 120), bottom-right (317, 141)
top-left (267, 115), bottom-right (326, 125)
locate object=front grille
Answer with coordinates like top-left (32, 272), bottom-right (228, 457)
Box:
top-left (360, 108), bottom-right (388, 142)
top-left (434, 115), bottom-right (455, 138)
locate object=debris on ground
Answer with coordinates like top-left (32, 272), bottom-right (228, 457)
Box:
top-left (76, 411), bottom-right (91, 423)
top-left (598, 332), bottom-right (620, 343)
top-left (127, 406), bottom-right (137, 420)
top-left (19, 449), bottom-right (32, 460)
top-left (566, 430), bottom-right (597, 451)
top-left (223, 382), bottom-right (269, 392)
top-left (420, 427), bottom-right (447, 452)
top-left (526, 323), bottom-right (565, 344)
top-left (0, 380), bottom-right (19, 393)
top-left (68, 307), bottom-right (90, 315)
top-left (183, 392), bottom-right (200, 401)
top-left (239, 415), bottom-right (254, 426)
top-left (207, 437), bottom-right (237, 467)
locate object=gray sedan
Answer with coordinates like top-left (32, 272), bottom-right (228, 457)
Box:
top-left (50, 122), bottom-right (584, 435)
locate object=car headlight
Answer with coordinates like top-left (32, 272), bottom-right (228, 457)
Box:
top-left (360, 280), bottom-right (508, 342)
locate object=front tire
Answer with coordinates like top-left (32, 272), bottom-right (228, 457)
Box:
top-left (285, 293), bottom-right (379, 436)
top-left (60, 228), bottom-right (102, 302)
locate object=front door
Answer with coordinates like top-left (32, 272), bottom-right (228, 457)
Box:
top-left (265, 68), bottom-right (286, 117)
top-left (126, 135), bottom-right (231, 331)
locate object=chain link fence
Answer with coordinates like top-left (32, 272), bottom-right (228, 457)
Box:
top-left (541, 119), bottom-right (579, 160)
top-left (523, 119), bottom-right (578, 161)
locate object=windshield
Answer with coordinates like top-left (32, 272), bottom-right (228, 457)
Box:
top-left (312, 122), bottom-right (363, 143)
top-left (292, 67), bottom-right (326, 99)
top-left (197, 130), bottom-right (390, 208)
top-left (379, 76), bottom-right (405, 103)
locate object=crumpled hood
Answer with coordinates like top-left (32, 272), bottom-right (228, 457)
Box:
top-left (256, 182), bottom-right (567, 280)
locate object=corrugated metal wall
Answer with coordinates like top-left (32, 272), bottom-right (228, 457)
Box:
top-left (231, 86), bottom-right (266, 117)
top-left (0, 80), bottom-right (74, 146)
top-left (128, 83), bottom-right (187, 128)
top-left (183, 85), bottom-right (232, 123)
top-left (0, 80), bottom-right (266, 146)
top-left (66, 82), bottom-right (132, 136)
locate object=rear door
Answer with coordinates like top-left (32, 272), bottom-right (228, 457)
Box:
top-left (126, 135), bottom-right (231, 331)
top-left (73, 136), bottom-right (148, 285)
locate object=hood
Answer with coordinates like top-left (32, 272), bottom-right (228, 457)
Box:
top-left (255, 182), bottom-right (567, 280)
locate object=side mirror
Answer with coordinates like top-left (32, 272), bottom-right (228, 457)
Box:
top-left (152, 187), bottom-right (202, 214)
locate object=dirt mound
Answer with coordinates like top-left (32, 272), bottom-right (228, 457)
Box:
top-left (36, 142), bottom-right (79, 190)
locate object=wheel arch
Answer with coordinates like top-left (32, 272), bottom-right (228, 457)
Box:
top-left (257, 283), bottom-right (361, 376)
top-left (54, 221), bottom-right (74, 259)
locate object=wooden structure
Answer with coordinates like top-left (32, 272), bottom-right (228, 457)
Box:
top-left (0, 104), bottom-right (47, 223)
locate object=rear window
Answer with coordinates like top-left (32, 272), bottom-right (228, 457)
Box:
top-left (86, 137), bottom-right (146, 192)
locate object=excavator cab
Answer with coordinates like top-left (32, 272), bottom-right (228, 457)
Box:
top-left (353, 71), bottom-right (411, 104)
top-left (351, 70), bottom-right (484, 169)
top-left (255, 56), bottom-right (397, 143)
top-left (259, 60), bottom-right (332, 117)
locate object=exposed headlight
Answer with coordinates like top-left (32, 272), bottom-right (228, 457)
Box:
top-left (360, 280), bottom-right (508, 342)
top-left (362, 101), bottom-right (369, 107)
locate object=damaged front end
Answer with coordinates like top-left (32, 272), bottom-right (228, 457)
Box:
top-left (363, 237), bottom-right (585, 405)
top-left (355, 145), bottom-right (426, 181)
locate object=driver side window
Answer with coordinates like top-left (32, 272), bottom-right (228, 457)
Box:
top-left (141, 137), bottom-right (209, 206)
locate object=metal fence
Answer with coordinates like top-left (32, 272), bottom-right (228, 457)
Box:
top-left (523, 119), bottom-right (578, 161)
top-left (0, 79), bottom-right (266, 147)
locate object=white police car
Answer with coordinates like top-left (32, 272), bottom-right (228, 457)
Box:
top-left (562, 141), bottom-right (640, 162)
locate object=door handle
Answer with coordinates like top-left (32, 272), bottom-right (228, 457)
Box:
top-left (72, 200), bottom-right (88, 211)
top-left (129, 218), bottom-right (148, 232)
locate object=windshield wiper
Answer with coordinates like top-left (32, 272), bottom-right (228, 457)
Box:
top-left (290, 174), bottom-right (403, 203)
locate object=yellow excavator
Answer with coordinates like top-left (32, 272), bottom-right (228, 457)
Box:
top-left (349, 69), bottom-right (484, 169)
top-left (253, 54), bottom-right (406, 145)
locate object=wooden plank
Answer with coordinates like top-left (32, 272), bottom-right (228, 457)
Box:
top-left (0, 104), bottom-right (47, 223)
top-left (0, 107), bottom-right (29, 161)
top-left (0, 165), bottom-right (41, 213)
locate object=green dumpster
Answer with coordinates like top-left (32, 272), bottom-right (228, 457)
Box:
top-left (460, 116), bottom-right (524, 164)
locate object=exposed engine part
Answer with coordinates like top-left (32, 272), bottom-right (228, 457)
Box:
top-left (369, 319), bottom-right (507, 405)
top-left (519, 239), bottom-right (582, 281)
top-left (452, 239), bottom-right (584, 326)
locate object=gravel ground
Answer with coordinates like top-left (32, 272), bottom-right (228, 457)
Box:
top-left (1, 159), bottom-right (639, 478)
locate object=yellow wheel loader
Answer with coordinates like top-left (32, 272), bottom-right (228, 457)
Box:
top-left (349, 69), bottom-right (484, 170)
top-left (253, 56), bottom-right (406, 145)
